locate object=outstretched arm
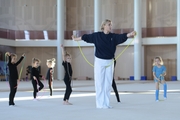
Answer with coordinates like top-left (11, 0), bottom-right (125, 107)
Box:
top-left (72, 35), bottom-right (82, 41)
top-left (61, 45), bottom-right (65, 61)
top-left (127, 31), bottom-right (136, 38)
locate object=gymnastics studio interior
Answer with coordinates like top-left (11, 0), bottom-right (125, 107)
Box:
top-left (0, 0), bottom-right (180, 120)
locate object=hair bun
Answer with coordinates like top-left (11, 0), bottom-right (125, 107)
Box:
top-left (52, 58), bottom-right (56, 62)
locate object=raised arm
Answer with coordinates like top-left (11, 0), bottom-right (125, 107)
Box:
top-left (5, 52), bottom-right (11, 65)
top-left (15, 53), bottom-right (25, 66)
top-left (61, 44), bottom-right (65, 61)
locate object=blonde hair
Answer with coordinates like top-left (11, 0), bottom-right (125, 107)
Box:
top-left (11, 53), bottom-right (17, 58)
top-left (65, 51), bottom-right (71, 57)
top-left (100, 19), bottom-right (112, 31)
top-left (47, 58), bottom-right (56, 68)
top-left (153, 56), bottom-right (164, 66)
top-left (32, 58), bottom-right (41, 66)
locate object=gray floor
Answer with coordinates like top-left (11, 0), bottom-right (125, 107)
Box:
top-left (0, 80), bottom-right (180, 120)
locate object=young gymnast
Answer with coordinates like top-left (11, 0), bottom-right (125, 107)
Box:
top-left (6, 52), bottom-right (25, 106)
top-left (46, 58), bottom-right (56, 96)
top-left (61, 45), bottom-right (73, 105)
top-left (152, 56), bottom-right (167, 101)
top-left (112, 58), bottom-right (120, 102)
top-left (72, 19), bottom-right (136, 108)
top-left (31, 58), bottom-right (44, 100)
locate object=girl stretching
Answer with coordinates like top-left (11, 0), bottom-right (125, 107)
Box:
top-left (6, 52), bottom-right (25, 106)
top-left (31, 58), bottom-right (44, 100)
top-left (61, 45), bottom-right (73, 105)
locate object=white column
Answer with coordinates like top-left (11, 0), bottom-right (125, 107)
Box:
top-left (57, 0), bottom-right (64, 80)
top-left (134, 0), bottom-right (142, 80)
top-left (94, 0), bottom-right (102, 32)
top-left (141, 46), bottom-right (144, 76)
top-left (177, 0), bottom-right (180, 80)
top-left (141, 0), bottom-right (147, 77)
top-left (94, 0), bottom-right (102, 59)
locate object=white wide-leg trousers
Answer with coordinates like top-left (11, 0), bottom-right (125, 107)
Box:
top-left (94, 57), bottom-right (114, 108)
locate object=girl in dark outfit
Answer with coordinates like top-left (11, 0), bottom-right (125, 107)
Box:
top-left (72, 19), bottom-right (136, 108)
top-left (31, 58), bottom-right (44, 100)
top-left (6, 52), bottom-right (25, 106)
top-left (61, 45), bottom-right (73, 105)
top-left (46, 58), bottom-right (56, 96)
top-left (112, 58), bottom-right (120, 102)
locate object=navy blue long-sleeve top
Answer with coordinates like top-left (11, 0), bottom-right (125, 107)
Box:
top-left (82, 32), bottom-right (128, 59)
top-left (8, 56), bottom-right (24, 80)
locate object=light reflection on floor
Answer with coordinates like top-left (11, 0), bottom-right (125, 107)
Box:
top-left (1, 89), bottom-right (179, 102)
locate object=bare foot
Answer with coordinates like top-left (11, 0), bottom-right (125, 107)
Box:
top-left (66, 102), bottom-right (72, 105)
top-left (63, 101), bottom-right (72, 105)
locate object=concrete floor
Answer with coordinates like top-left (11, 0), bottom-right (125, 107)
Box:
top-left (0, 80), bottom-right (180, 120)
